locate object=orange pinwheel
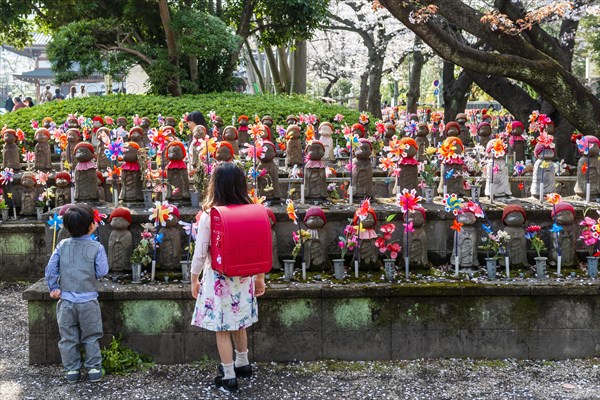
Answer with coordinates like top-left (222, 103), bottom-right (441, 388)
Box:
top-left (582, 162), bottom-right (588, 174)
top-left (286, 199), bottom-right (298, 224)
top-left (451, 219), bottom-right (463, 233)
top-left (306, 125), bottom-right (315, 142)
top-left (379, 156), bottom-right (394, 171)
top-left (545, 193), bottom-right (562, 205)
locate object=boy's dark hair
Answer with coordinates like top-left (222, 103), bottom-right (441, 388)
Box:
top-left (63, 204), bottom-right (95, 237)
top-left (202, 162), bottom-right (251, 211)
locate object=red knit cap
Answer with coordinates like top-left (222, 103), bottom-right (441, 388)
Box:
top-left (35, 128), bottom-right (51, 139)
top-left (126, 141), bottom-right (140, 150)
top-left (443, 136), bottom-right (464, 151)
top-left (353, 208), bottom-right (377, 226)
top-left (551, 201), bottom-right (575, 218)
top-left (162, 126), bottom-right (176, 136)
top-left (96, 171), bottom-right (105, 184)
top-left (358, 138), bottom-right (372, 149)
top-left (214, 141), bottom-right (234, 157)
top-left (400, 137), bottom-right (418, 150)
top-left (166, 141), bottom-right (186, 159)
top-left (502, 204), bottom-right (526, 225)
top-left (533, 142), bottom-right (552, 158)
top-left (445, 121), bottom-right (460, 133)
top-left (304, 206), bottom-right (327, 224)
top-left (266, 207), bottom-right (276, 224)
top-left (170, 205), bottom-right (180, 219)
top-left (109, 207), bottom-right (132, 224)
top-left (352, 123), bottom-right (365, 134)
top-left (55, 171), bottom-right (71, 183)
top-left (92, 116), bottom-right (104, 123)
top-left (512, 121), bottom-right (524, 130)
top-left (74, 142), bottom-right (95, 155)
top-left (238, 115), bottom-right (249, 122)
top-left (477, 122), bottom-right (491, 130)
top-left (413, 206), bottom-right (426, 221)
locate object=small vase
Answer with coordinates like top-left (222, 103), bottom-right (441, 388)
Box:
top-left (180, 260), bottom-right (191, 283)
top-left (423, 185), bottom-right (434, 204)
top-left (1, 208), bottom-right (9, 221)
top-left (383, 258), bottom-right (396, 282)
top-left (131, 264), bottom-right (142, 284)
top-left (587, 256), bottom-right (598, 279)
top-left (485, 258), bottom-right (497, 280)
top-left (470, 186), bottom-right (480, 202)
top-left (283, 259), bottom-right (295, 282)
top-left (534, 256), bottom-right (547, 279)
top-left (36, 206), bottom-right (44, 221)
top-left (190, 190), bottom-right (200, 208)
top-left (142, 189), bottom-right (153, 209)
top-left (332, 258), bottom-right (345, 280)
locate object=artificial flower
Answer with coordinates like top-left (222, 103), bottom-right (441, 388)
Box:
top-left (545, 193), bottom-right (562, 205)
top-left (396, 188), bottom-right (422, 213)
top-left (443, 193), bottom-right (463, 215)
top-left (451, 219), bottom-right (463, 233)
top-left (286, 199), bottom-right (298, 224)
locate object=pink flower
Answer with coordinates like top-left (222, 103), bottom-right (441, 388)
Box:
top-left (375, 237), bottom-right (387, 251)
top-left (404, 221), bottom-right (414, 233)
top-left (380, 223), bottom-right (396, 240)
top-left (526, 225), bottom-right (541, 233)
top-left (387, 243), bottom-right (401, 259)
top-left (344, 225), bottom-right (357, 235)
top-left (581, 230), bottom-right (598, 247)
top-left (338, 241), bottom-right (345, 249)
top-left (580, 217), bottom-right (596, 228)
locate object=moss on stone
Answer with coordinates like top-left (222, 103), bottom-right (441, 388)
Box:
top-left (28, 302), bottom-right (45, 324)
top-left (279, 299), bottom-right (314, 328)
top-left (333, 298), bottom-right (372, 329)
top-left (122, 300), bottom-right (182, 335)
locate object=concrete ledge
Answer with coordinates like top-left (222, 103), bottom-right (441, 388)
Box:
top-left (24, 279), bottom-right (600, 363)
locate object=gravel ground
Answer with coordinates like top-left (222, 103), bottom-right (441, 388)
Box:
top-left (2, 282), bottom-right (600, 400)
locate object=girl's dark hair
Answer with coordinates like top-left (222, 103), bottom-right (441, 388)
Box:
top-left (202, 162), bottom-right (252, 211)
top-left (63, 204), bottom-right (95, 237)
top-left (187, 111), bottom-right (208, 129)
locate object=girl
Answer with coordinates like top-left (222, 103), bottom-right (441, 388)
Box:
top-left (190, 162), bottom-right (266, 394)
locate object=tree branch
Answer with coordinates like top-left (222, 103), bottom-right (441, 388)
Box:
top-left (98, 45), bottom-right (154, 65)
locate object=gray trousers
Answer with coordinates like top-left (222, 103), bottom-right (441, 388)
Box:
top-left (56, 299), bottom-right (103, 371)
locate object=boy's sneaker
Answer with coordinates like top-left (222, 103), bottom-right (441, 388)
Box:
top-left (65, 370), bottom-right (80, 383)
top-left (88, 368), bottom-right (104, 382)
top-left (218, 364), bottom-right (253, 379)
top-left (214, 375), bottom-right (238, 393)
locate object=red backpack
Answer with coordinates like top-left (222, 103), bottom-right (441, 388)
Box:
top-left (210, 204), bottom-right (272, 277)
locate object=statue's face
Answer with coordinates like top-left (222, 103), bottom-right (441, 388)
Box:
top-left (21, 176), bottom-right (35, 188)
top-left (512, 127), bottom-right (523, 136)
top-left (541, 149), bottom-right (554, 160)
top-left (319, 126), bottom-right (333, 136)
top-left (239, 119), bottom-right (249, 126)
top-left (588, 144), bottom-right (600, 157)
top-left (305, 215), bottom-right (324, 229)
top-left (361, 213), bottom-right (375, 229)
top-left (141, 118), bottom-right (150, 129)
top-left (288, 129), bottom-right (300, 139)
top-left (92, 121), bottom-right (102, 129)
top-left (68, 118), bottom-right (78, 128)
top-left (355, 142), bottom-right (372, 159)
top-left (117, 118), bottom-right (127, 128)
top-left (262, 118), bottom-right (273, 127)
top-left (457, 212), bottom-right (476, 225)
top-left (406, 145), bottom-right (418, 158)
top-left (67, 131), bottom-right (79, 143)
top-left (123, 146), bottom-right (138, 162)
top-left (43, 121), bottom-right (51, 129)
top-left (262, 146), bottom-right (275, 161)
top-left (504, 212), bottom-right (524, 227)
top-left (56, 178), bottom-right (69, 187)
top-left (385, 127), bottom-right (396, 138)
top-left (545, 124), bottom-right (555, 135)
top-left (214, 147), bottom-right (232, 162)
top-left (3, 133), bottom-right (15, 144)
top-left (35, 132), bottom-right (49, 142)
top-left (260, 129), bottom-right (270, 141)
top-left (214, 117), bottom-right (224, 128)
top-left (165, 117), bottom-right (176, 127)
top-left (353, 128), bottom-right (364, 138)
top-left (110, 216), bottom-right (130, 230)
top-left (447, 127), bottom-right (459, 137)
top-left (308, 144), bottom-right (324, 160)
top-left (409, 210), bottom-right (425, 227)
top-left (556, 210), bottom-right (574, 224)
top-left (286, 118), bottom-right (296, 125)
top-left (456, 116), bottom-right (467, 124)
top-left (168, 145), bottom-right (183, 160)
top-left (165, 215), bottom-right (179, 227)
top-left (417, 125), bottom-right (429, 136)
top-left (75, 147), bottom-right (93, 162)
top-left (478, 125), bottom-right (491, 137)
top-left (130, 132), bottom-right (143, 142)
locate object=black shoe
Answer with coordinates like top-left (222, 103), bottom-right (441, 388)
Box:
top-left (218, 364), bottom-right (253, 379)
top-left (215, 375), bottom-right (238, 393)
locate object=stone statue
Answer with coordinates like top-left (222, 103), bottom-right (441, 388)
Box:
top-left (404, 206), bottom-right (428, 267)
top-left (108, 208), bottom-right (133, 272)
top-left (353, 207), bottom-right (379, 269)
top-left (508, 121), bottom-right (526, 163)
top-left (42, 117), bottom-right (53, 130)
top-left (74, 142), bottom-right (99, 202)
top-left (54, 172), bottom-right (72, 207)
top-left (213, 116), bottom-right (225, 141)
top-left (34, 128), bottom-right (53, 171)
top-left (531, 143), bottom-right (556, 199)
top-left (394, 138), bottom-right (419, 194)
top-left (352, 123), bottom-right (367, 139)
top-left (2, 129), bottom-right (20, 171)
top-left (62, 129), bottom-right (80, 170)
top-left (455, 113), bottom-right (471, 146)
top-left (128, 127), bottom-right (145, 149)
top-left (20, 172), bottom-right (36, 216)
top-left (97, 171), bottom-right (106, 203)
top-left (384, 122), bottom-right (396, 149)
top-left (165, 116), bottom-right (177, 127)
top-left (451, 211), bottom-right (479, 268)
top-left (166, 141), bottom-right (190, 201)
top-left (260, 125), bottom-right (272, 142)
top-left (158, 206), bottom-right (182, 269)
top-left (438, 137), bottom-right (465, 196)
top-left (116, 117), bottom-right (128, 130)
top-left (91, 116), bottom-right (104, 147)
top-left (502, 205), bottom-right (528, 266)
top-left (415, 123), bottom-right (430, 162)
top-left (120, 142), bottom-right (144, 202)
top-left (257, 141), bottom-right (283, 201)
top-left (286, 115), bottom-right (299, 126)
top-left (190, 125), bottom-right (208, 169)
top-left (285, 125), bottom-right (303, 166)
top-left (445, 122), bottom-right (460, 138)
top-left (317, 122), bottom-right (335, 161)
top-left (476, 122), bottom-right (492, 149)
top-left (222, 126), bottom-right (239, 157)
top-left (485, 138), bottom-right (512, 198)
top-left (261, 115), bottom-right (274, 129)
top-left (237, 115), bottom-right (249, 144)
top-left (352, 139), bottom-right (374, 201)
top-left (67, 117), bottom-right (79, 130)
top-left (550, 202), bottom-right (576, 267)
top-left (95, 127), bottom-right (111, 171)
top-left (140, 117), bottom-right (151, 146)
top-left (266, 208), bottom-right (281, 270)
top-left (214, 142), bottom-right (235, 163)
top-left (304, 141), bottom-right (328, 200)
top-left (303, 206), bottom-right (328, 270)
top-left (574, 135), bottom-right (600, 199)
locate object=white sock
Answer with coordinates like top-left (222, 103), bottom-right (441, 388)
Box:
top-left (234, 350), bottom-right (249, 367)
top-left (222, 362), bottom-right (235, 380)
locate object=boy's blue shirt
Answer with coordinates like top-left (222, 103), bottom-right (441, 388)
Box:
top-left (45, 235), bottom-right (109, 303)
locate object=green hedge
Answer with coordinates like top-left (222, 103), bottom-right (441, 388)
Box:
top-left (0, 93), bottom-right (364, 141)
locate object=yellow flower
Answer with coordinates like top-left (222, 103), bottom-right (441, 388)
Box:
top-left (425, 146), bottom-right (437, 156)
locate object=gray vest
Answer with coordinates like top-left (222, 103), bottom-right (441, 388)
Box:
top-left (59, 239), bottom-right (103, 292)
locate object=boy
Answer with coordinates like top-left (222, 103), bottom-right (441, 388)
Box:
top-left (45, 204), bottom-right (108, 383)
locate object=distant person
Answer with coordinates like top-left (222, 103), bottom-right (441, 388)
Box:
top-left (68, 86), bottom-right (77, 99)
top-left (4, 93), bottom-right (14, 112)
top-left (24, 97), bottom-right (35, 107)
top-left (53, 89), bottom-right (65, 101)
top-left (44, 204), bottom-right (108, 383)
top-left (77, 85), bottom-right (88, 98)
top-left (40, 85), bottom-right (53, 103)
top-left (12, 97), bottom-right (27, 111)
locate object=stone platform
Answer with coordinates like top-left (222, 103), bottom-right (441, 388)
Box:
top-left (23, 279), bottom-right (600, 363)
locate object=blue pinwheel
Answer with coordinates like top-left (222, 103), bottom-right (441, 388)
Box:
top-left (47, 213), bottom-right (63, 230)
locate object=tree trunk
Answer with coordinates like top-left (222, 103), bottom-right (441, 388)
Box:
top-left (323, 76), bottom-right (339, 98)
top-left (158, 0), bottom-right (181, 96)
top-left (277, 47), bottom-right (291, 94)
top-left (291, 39), bottom-right (307, 94)
top-left (188, 55), bottom-right (198, 87)
top-left (358, 71), bottom-right (369, 112)
top-left (229, 0), bottom-right (256, 76)
top-left (442, 62), bottom-right (472, 122)
top-left (406, 38), bottom-right (426, 115)
top-left (264, 46), bottom-right (284, 94)
top-left (367, 56), bottom-right (384, 118)
top-left (245, 39), bottom-right (265, 93)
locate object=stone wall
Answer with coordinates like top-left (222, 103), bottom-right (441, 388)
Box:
top-left (0, 223), bottom-right (47, 281)
top-left (23, 280), bottom-right (600, 363)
